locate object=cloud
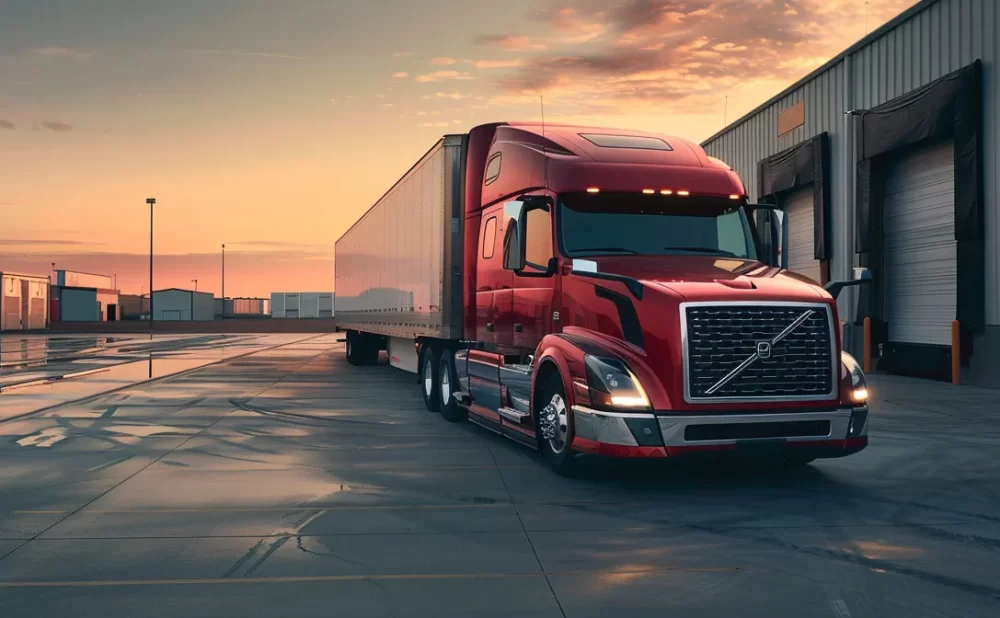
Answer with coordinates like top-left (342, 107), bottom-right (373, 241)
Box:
top-left (472, 59), bottom-right (525, 69)
top-left (393, 51), bottom-right (414, 57)
top-left (32, 46), bottom-right (95, 61)
top-left (228, 240), bottom-right (331, 250)
top-left (419, 122), bottom-right (451, 128)
top-left (428, 91), bottom-right (466, 100)
top-left (179, 48), bottom-right (304, 61)
top-left (0, 239), bottom-right (98, 246)
top-left (474, 34), bottom-right (548, 51)
top-left (431, 57), bottom-right (457, 65)
top-left (392, 72), bottom-right (409, 78)
top-left (380, 103), bottom-right (394, 108)
top-left (484, 0), bottom-right (918, 115)
top-left (414, 70), bottom-right (474, 83)
top-left (39, 121), bottom-right (73, 132)
top-left (0, 119), bottom-right (14, 130)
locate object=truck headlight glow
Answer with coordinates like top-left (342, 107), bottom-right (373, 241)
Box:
top-left (841, 351), bottom-right (868, 404)
top-left (583, 355), bottom-right (651, 410)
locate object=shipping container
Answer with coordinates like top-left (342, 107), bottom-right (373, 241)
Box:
top-left (56, 270), bottom-right (112, 290)
top-left (334, 136), bottom-right (464, 339)
top-left (271, 292), bottom-right (332, 318)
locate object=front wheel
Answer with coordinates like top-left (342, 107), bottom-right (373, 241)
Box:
top-left (536, 373), bottom-right (577, 477)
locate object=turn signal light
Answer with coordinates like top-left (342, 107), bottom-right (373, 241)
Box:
top-left (851, 387), bottom-right (868, 403)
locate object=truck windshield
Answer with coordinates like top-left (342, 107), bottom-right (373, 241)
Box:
top-left (558, 192), bottom-right (758, 260)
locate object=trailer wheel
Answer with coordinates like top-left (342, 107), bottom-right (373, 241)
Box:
top-left (346, 331), bottom-right (365, 366)
top-left (536, 372), bottom-right (578, 477)
top-left (438, 350), bottom-right (466, 423)
top-left (419, 344), bottom-right (440, 412)
top-left (361, 334), bottom-right (381, 366)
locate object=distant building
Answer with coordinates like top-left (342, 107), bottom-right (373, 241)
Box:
top-left (151, 288), bottom-right (214, 321)
top-left (50, 269), bottom-right (119, 322)
top-left (215, 297), bottom-right (270, 318)
top-left (271, 292), bottom-right (333, 318)
top-left (0, 272), bottom-right (50, 331)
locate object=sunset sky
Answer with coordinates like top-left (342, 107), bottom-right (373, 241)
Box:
top-left (1, 0), bottom-right (917, 298)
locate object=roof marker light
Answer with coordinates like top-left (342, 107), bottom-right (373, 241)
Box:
top-left (642, 189), bottom-right (655, 195)
top-left (586, 187), bottom-right (600, 194)
top-left (729, 194), bottom-right (740, 200)
top-left (660, 189), bottom-right (673, 195)
top-left (677, 190), bottom-right (690, 196)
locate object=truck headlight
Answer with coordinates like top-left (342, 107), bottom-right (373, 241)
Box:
top-left (841, 351), bottom-right (868, 404)
top-left (584, 355), bottom-right (651, 409)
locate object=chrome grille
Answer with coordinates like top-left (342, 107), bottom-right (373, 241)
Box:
top-left (684, 304), bottom-right (835, 401)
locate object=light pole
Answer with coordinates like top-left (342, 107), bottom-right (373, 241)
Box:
top-left (191, 279), bottom-right (198, 292)
top-left (146, 197), bottom-right (156, 329)
top-left (221, 243), bottom-right (225, 318)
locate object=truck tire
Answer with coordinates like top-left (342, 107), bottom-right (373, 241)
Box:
top-left (438, 350), bottom-right (466, 423)
top-left (536, 372), bottom-right (578, 477)
top-left (361, 334), bottom-right (380, 366)
top-left (419, 344), bottom-right (440, 412)
top-left (346, 331), bottom-right (365, 366)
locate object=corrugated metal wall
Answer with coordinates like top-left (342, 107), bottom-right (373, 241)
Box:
top-left (702, 0), bottom-right (997, 327)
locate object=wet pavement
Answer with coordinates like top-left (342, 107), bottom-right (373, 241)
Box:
top-left (0, 335), bottom-right (998, 617)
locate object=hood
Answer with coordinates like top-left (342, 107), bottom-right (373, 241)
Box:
top-left (581, 255), bottom-right (829, 302)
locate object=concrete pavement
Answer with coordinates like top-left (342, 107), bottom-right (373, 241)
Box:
top-left (0, 335), bottom-right (997, 617)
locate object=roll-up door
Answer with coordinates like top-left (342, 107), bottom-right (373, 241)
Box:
top-left (883, 141), bottom-right (956, 346)
top-left (782, 187), bottom-right (822, 283)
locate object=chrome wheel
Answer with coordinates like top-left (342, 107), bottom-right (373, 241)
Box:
top-left (440, 361), bottom-right (451, 407)
top-left (540, 393), bottom-right (569, 454)
top-left (423, 355), bottom-right (434, 399)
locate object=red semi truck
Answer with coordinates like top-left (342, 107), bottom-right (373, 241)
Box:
top-left (334, 122), bottom-right (871, 475)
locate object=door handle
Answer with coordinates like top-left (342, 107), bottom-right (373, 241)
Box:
top-left (514, 323), bottom-right (523, 332)
top-left (486, 322), bottom-right (495, 332)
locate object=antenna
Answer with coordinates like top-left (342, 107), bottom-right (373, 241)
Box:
top-left (540, 95), bottom-right (548, 190)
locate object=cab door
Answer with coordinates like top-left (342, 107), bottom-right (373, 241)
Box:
top-left (469, 207), bottom-right (508, 421)
top-left (500, 200), bottom-right (556, 436)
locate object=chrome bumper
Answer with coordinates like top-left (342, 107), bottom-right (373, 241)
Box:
top-left (572, 405), bottom-right (864, 448)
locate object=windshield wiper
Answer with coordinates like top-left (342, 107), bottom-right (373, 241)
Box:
top-left (664, 246), bottom-right (737, 257)
top-left (570, 247), bottom-right (640, 255)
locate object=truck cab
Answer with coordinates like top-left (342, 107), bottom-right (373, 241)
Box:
top-left (434, 124), bottom-right (869, 475)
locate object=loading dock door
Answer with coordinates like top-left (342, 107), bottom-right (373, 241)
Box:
top-left (883, 141), bottom-right (957, 346)
top-left (782, 187), bottom-right (822, 283)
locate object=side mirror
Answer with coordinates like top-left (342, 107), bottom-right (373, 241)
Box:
top-left (502, 200), bottom-right (526, 271)
top-left (747, 203), bottom-right (783, 267)
top-left (825, 267), bottom-right (872, 299)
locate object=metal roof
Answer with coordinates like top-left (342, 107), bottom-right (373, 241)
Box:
top-left (700, 0), bottom-right (942, 146)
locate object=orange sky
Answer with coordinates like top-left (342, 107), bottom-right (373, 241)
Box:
top-left (0, 0), bottom-right (918, 297)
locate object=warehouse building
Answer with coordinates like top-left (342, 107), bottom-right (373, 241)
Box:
top-left (0, 272), bottom-right (49, 331)
top-left (151, 288), bottom-right (214, 321)
top-left (50, 270), bottom-right (119, 322)
top-left (701, 0), bottom-right (997, 385)
top-left (271, 292), bottom-right (333, 318)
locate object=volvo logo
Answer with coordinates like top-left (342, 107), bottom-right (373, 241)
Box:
top-left (756, 341), bottom-right (772, 359)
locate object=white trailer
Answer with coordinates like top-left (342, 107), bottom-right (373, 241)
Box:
top-left (334, 135), bottom-right (465, 342)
